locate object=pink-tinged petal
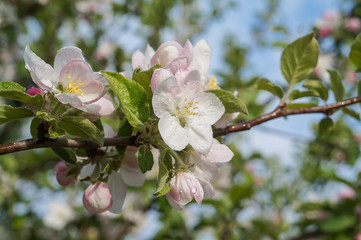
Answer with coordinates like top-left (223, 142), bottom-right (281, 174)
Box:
top-left (151, 41), bottom-right (183, 67)
top-left (200, 180), bottom-right (215, 199)
top-left (165, 193), bottom-right (183, 210)
top-left (83, 182), bottom-right (113, 214)
top-left (187, 118), bottom-right (213, 154)
top-left (189, 39), bottom-right (211, 79)
top-left (55, 93), bottom-right (83, 108)
top-left (185, 173), bottom-right (204, 204)
top-left (120, 147), bottom-right (145, 187)
top-left (59, 60), bottom-right (106, 103)
top-left (27, 88), bottom-right (45, 96)
top-left (54, 46), bottom-right (85, 74)
top-left (108, 172), bottom-right (127, 214)
top-left (206, 139), bottom-right (234, 163)
top-left (93, 72), bottom-right (108, 85)
top-left (159, 116), bottom-right (188, 151)
top-left (214, 112), bottom-right (239, 128)
top-left (151, 69), bottom-right (174, 92)
top-left (182, 40), bottom-right (194, 63)
top-left (54, 161), bottom-right (76, 186)
top-left (167, 56), bottom-right (189, 75)
top-left (132, 50), bottom-right (146, 69)
top-left (182, 70), bottom-right (202, 96)
top-left (196, 92), bottom-right (225, 125)
top-left (80, 95), bottom-right (114, 120)
top-left (190, 156), bottom-right (218, 182)
top-left (24, 45), bottom-right (58, 91)
top-left (152, 77), bottom-right (180, 118)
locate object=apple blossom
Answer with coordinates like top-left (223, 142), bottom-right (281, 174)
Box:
top-left (54, 161), bottom-right (76, 186)
top-left (346, 17), bottom-right (361, 33)
top-left (166, 172), bottom-right (204, 210)
top-left (27, 87), bottom-right (45, 96)
top-left (152, 70), bottom-right (225, 154)
top-left (83, 181), bottom-right (113, 214)
top-left (24, 45), bottom-right (107, 110)
top-left (79, 146), bottom-right (145, 214)
top-left (132, 44), bottom-right (155, 70)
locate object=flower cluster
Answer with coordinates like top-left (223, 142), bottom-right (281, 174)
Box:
top-left (25, 39), bottom-right (238, 213)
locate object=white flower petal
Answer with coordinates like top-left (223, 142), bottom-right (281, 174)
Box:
top-left (120, 148), bottom-right (145, 187)
top-left (206, 139), bottom-right (234, 163)
top-left (151, 41), bottom-right (183, 67)
top-left (159, 116), bottom-right (188, 151)
top-left (24, 45), bottom-right (58, 91)
top-left (54, 46), bottom-right (85, 74)
top-left (182, 70), bottom-right (202, 97)
top-left (187, 118), bottom-right (213, 154)
top-left (152, 77), bottom-right (180, 118)
top-left (108, 172), bottom-right (127, 214)
top-left (79, 163), bottom-right (96, 178)
top-left (196, 92), bottom-right (225, 125)
top-left (190, 39), bottom-right (211, 81)
top-left (151, 68), bottom-right (174, 92)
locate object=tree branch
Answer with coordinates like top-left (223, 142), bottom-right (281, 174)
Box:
top-left (0, 95), bottom-right (360, 155)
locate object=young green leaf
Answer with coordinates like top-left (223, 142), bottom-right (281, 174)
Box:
top-left (0, 83), bottom-right (44, 108)
top-left (58, 116), bottom-right (103, 146)
top-left (288, 90), bottom-right (319, 102)
top-left (358, 81), bottom-right (361, 97)
top-left (342, 107), bottom-right (360, 120)
top-left (102, 71), bottom-right (150, 130)
top-left (136, 145), bottom-right (154, 174)
top-left (30, 117), bottom-right (42, 137)
top-left (206, 89), bottom-right (248, 114)
top-left (52, 148), bottom-right (77, 165)
top-left (281, 32), bottom-right (319, 86)
top-left (303, 79), bottom-right (328, 101)
top-left (253, 78), bottom-right (284, 99)
top-left (49, 124), bottom-right (66, 138)
top-left (319, 117), bottom-right (334, 136)
top-left (132, 65), bottom-right (160, 101)
top-left (327, 69), bottom-right (345, 101)
top-left (0, 105), bottom-right (34, 125)
top-left (154, 150), bottom-right (173, 197)
top-left (349, 33), bottom-right (361, 69)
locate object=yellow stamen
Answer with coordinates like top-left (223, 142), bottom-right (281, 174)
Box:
top-left (64, 81), bottom-right (84, 96)
top-left (206, 74), bottom-right (220, 89)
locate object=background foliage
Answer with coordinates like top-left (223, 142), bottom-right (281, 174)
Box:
top-left (0, 0), bottom-right (361, 239)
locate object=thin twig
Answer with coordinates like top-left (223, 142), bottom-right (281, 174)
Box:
top-left (0, 95), bottom-right (360, 156)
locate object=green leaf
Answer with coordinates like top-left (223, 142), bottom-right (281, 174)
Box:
top-left (154, 150), bottom-right (173, 197)
top-left (318, 117), bottom-right (334, 136)
top-left (285, 103), bottom-right (318, 109)
top-left (320, 215), bottom-right (355, 233)
top-left (0, 105), bottom-right (34, 125)
top-left (342, 107), bottom-right (360, 120)
top-left (288, 90), bottom-right (319, 102)
top-left (281, 32), bottom-right (319, 86)
top-left (0, 82), bottom-right (43, 108)
top-left (358, 81), bottom-right (361, 97)
top-left (116, 119), bottom-right (133, 155)
top-left (49, 125), bottom-right (65, 138)
top-left (230, 184), bottom-right (253, 205)
top-left (327, 69), bottom-right (345, 101)
top-left (59, 116), bottom-right (103, 146)
top-left (52, 148), bottom-right (77, 165)
top-left (253, 78), bottom-right (284, 99)
top-left (349, 33), bottom-right (361, 69)
top-left (136, 145), bottom-right (154, 174)
top-left (206, 89), bottom-right (248, 114)
top-left (303, 79), bottom-right (328, 101)
top-left (102, 71), bottom-right (149, 130)
top-left (132, 65), bottom-right (160, 101)
top-left (30, 117), bottom-right (42, 137)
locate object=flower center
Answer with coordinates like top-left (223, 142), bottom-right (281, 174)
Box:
top-left (177, 98), bottom-right (199, 127)
top-left (64, 77), bottom-right (84, 96)
top-left (206, 75), bottom-right (220, 89)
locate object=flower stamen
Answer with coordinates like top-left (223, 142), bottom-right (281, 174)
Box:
top-left (64, 81), bottom-right (84, 96)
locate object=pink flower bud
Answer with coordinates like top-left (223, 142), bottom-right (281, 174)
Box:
top-left (27, 87), bottom-right (45, 96)
top-left (346, 17), bottom-right (361, 33)
top-left (355, 234), bottom-right (361, 240)
top-left (54, 161), bottom-right (76, 186)
top-left (338, 188), bottom-right (355, 200)
top-left (318, 28), bottom-right (331, 38)
top-left (83, 182), bottom-right (113, 214)
top-left (166, 172), bottom-right (204, 209)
